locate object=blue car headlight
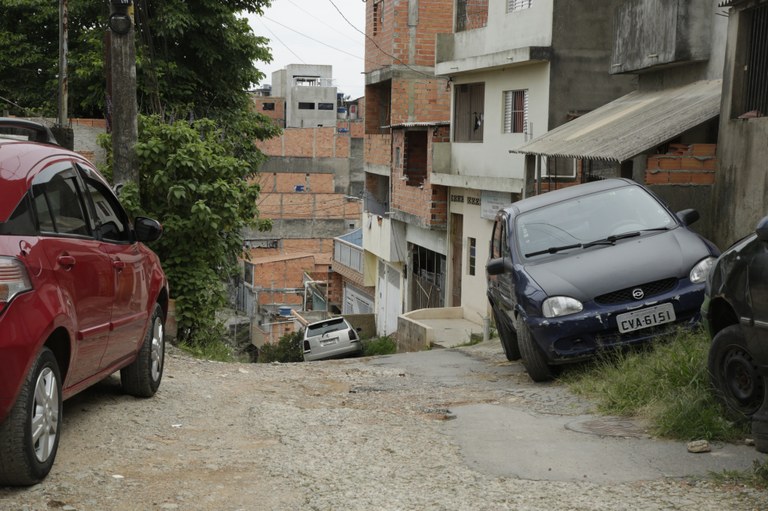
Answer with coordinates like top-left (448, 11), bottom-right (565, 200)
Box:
top-left (542, 296), bottom-right (583, 318)
top-left (690, 256), bottom-right (716, 284)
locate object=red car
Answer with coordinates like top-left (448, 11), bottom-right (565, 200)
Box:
top-left (0, 119), bottom-right (168, 485)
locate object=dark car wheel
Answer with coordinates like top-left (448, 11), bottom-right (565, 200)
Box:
top-left (122, 303), bottom-right (165, 398)
top-left (515, 319), bottom-right (555, 382)
top-left (708, 325), bottom-right (765, 421)
top-left (492, 306), bottom-right (520, 361)
top-left (0, 347), bottom-right (62, 486)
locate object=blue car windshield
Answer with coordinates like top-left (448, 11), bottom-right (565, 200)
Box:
top-left (516, 185), bottom-right (676, 260)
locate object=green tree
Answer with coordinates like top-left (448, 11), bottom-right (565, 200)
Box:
top-left (0, 0), bottom-right (272, 118)
top-left (127, 113), bottom-right (278, 345)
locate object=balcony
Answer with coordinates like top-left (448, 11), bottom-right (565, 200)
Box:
top-left (611, 0), bottom-right (711, 74)
top-left (333, 229), bottom-right (365, 287)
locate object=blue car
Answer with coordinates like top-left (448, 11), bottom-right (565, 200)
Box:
top-left (486, 178), bottom-right (719, 382)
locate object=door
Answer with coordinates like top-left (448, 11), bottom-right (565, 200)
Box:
top-left (31, 164), bottom-right (113, 384)
top-left (80, 166), bottom-right (149, 365)
top-left (451, 214), bottom-right (463, 307)
top-left (487, 214), bottom-right (515, 321)
top-left (376, 261), bottom-right (401, 336)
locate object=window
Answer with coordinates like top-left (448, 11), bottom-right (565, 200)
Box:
top-left (262, 102), bottom-right (275, 111)
top-left (507, 0), bottom-right (533, 12)
top-left (454, 83), bottom-right (484, 142)
top-left (373, 0), bottom-right (383, 36)
top-left (735, 4), bottom-right (768, 118)
top-left (404, 131), bottom-right (428, 186)
top-left (503, 90), bottom-right (528, 134)
top-left (32, 169), bottom-right (89, 236)
top-left (318, 103), bottom-right (335, 110)
top-left (82, 174), bottom-right (131, 243)
top-left (468, 237), bottom-right (476, 276)
top-left (298, 102), bottom-right (315, 110)
top-left (0, 196), bottom-right (35, 235)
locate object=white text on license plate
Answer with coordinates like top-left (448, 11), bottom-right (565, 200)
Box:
top-left (616, 303), bottom-right (676, 333)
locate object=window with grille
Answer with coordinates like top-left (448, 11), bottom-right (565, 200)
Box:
top-left (467, 237), bottom-right (476, 276)
top-left (503, 90), bottom-right (528, 134)
top-left (454, 83), bottom-right (485, 142)
top-left (507, 0), bottom-right (533, 12)
top-left (736, 4), bottom-right (768, 118)
top-left (373, 0), bottom-right (383, 36)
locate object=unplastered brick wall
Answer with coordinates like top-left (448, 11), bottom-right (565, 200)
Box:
top-left (251, 97), bottom-right (285, 127)
top-left (645, 144), bottom-right (717, 185)
top-left (365, 133), bottom-right (393, 167)
top-left (390, 77), bottom-right (451, 126)
top-left (256, 127), bottom-right (351, 158)
top-left (258, 173), bottom-right (336, 193)
top-left (390, 129), bottom-right (448, 228)
top-left (259, 193), bottom-right (362, 220)
top-left (365, 0), bottom-right (454, 71)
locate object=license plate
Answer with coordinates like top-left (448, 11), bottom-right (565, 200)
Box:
top-left (616, 303), bottom-right (676, 333)
top-left (320, 338), bottom-right (339, 347)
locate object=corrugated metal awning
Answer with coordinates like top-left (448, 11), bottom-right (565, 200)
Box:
top-left (512, 80), bottom-right (722, 162)
top-left (382, 121), bottom-right (450, 129)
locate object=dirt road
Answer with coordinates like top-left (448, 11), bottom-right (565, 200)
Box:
top-left (0, 341), bottom-right (765, 510)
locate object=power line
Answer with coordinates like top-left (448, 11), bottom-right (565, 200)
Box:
top-left (262, 15), bottom-right (364, 61)
top-left (283, 0), bottom-right (361, 46)
top-left (257, 19), bottom-right (305, 64)
top-left (326, 0), bottom-right (438, 80)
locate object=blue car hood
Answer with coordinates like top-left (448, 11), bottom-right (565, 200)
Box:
top-left (523, 229), bottom-right (711, 301)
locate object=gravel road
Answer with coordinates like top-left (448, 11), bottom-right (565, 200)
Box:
top-left (1, 341), bottom-right (766, 511)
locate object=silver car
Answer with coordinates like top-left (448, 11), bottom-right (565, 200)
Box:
top-left (303, 317), bottom-right (363, 361)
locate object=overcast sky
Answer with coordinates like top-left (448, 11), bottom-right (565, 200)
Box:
top-left (245, 0), bottom-right (367, 100)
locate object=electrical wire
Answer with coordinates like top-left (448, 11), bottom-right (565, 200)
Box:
top-left (326, 0), bottom-right (439, 80)
top-left (283, 0), bottom-right (361, 45)
top-left (262, 15), bottom-right (364, 61)
top-left (257, 19), bottom-right (306, 64)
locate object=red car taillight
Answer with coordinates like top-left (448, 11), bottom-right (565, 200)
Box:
top-left (0, 257), bottom-right (32, 311)
top-left (348, 328), bottom-right (358, 341)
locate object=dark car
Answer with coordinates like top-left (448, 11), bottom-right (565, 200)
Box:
top-left (0, 120), bottom-right (169, 485)
top-left (486, 178), bottom-right (719, 382)
top-left (702, 215), bottom-right (768, 420)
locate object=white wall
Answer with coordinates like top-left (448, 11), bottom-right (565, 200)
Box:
top-left (451, 63), bottom-right (551, 186)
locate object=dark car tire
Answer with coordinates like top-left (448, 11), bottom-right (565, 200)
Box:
top-left (0, 347), bottom-right (62, 486)
top-left (122, 303), bottom-right (165, 398)
top-left (516, 319), bottom-right (555, 382)
top-left (708, 324), bottom-right (765, 421)
top-left (492, 306), bottom-right (520, 361)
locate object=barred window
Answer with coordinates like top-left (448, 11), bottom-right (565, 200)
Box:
top-left (507, 0), bottom-right (533, 12)
top-left (503, 90), bottom-right (528, 134)
top-left (739, 4), bottom-right (768, 118)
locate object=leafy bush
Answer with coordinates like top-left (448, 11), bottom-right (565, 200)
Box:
top-left (362, 336), bottom-right (397, 356)
top-left (562, 328), bottom-right (746, 442)
top-left (116, 113), bottom-right (278, 348)
top-left (258, 330), bottom-right (304, 363)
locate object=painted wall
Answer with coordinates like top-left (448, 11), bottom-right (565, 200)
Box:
top-left (449, 63), bottom-right (551, 187)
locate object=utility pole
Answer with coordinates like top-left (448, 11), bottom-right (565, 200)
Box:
top-left (109, 0), bottom-right (139, 188)
top-left (53, 0), bottom-right (74, 149)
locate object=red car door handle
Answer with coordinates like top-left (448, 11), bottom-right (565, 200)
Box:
top-left (112, 260), bottom-right (126, 270)
top-left (57, 255), bottom-right (76, 267)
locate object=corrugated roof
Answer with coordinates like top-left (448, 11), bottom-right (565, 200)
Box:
top-left (512, 80), bottom-right (722, 162)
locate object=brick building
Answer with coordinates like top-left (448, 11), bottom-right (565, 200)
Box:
top-left (237, 65), bottom-right (368, 347)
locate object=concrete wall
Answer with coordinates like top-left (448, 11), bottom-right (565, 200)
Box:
top-left (714, 2), bottom-right (768, 246)
top-left (437, 0), bottom-right (553, 63)
top-left (611, 0), bottom-right (712, 74)
top-left (450, 63), bottom-right (550, 187)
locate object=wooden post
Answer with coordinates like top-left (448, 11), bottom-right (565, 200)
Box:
top-left (110, 0), bottom-right (139, 188)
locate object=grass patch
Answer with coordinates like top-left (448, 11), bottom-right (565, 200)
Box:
top-left (178, 339), bottom-right (235, 362)
top-left (561, 328), bottom-right (747, 442)
top-left (362, 336), bottom-right (397, 356)
top-left (710, 459), bottom-right (768, 490)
